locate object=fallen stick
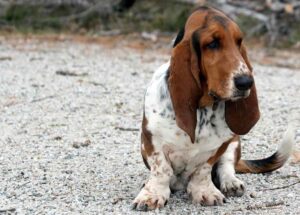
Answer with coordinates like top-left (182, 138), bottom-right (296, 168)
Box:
top-left (30, 95), bottom-right (58, 103)
top-left (56, 70), bottom-right (88, 77)
top-left (233, 201), bottom-right (284, 212)
top-left (262, 180), bottom-right (300, 191)
top-left (115, 126), bottom-right (139, 131)
top-left (0, 207), bottom-right (16, 213)
top-left (246, 201), bottom-right (284, 210)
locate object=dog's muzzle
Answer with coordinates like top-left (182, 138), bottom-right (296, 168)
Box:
top-left (234, 75), bottom-right (253, 91)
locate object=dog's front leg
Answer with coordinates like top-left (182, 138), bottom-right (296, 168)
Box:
top-left (132, 151), bottom-right (173, 211)
top-left (213, 140), bottom-right (245, 197)
top-left (187, 163), bottom-right (225, 206)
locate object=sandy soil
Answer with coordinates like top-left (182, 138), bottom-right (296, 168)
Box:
top-left (0, 35), bottom-right (299, 214)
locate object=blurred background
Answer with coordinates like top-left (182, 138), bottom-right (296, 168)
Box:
top-left (0, 1), bottom-right (300, 214)
top-left (0, 0), bottom-right (300, 48)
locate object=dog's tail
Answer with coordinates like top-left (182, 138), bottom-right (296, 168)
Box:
top-left (235, 126), bottom-right (295, 173)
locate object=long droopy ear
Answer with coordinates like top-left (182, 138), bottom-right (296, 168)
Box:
top-left (168, 33), bottom-right (202, 143)
top-left (225, 45), bottom-right (260, 135)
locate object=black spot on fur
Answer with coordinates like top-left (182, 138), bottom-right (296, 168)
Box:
top-left (166, 113), bottom-right (174, 119)
top-left (198, 110), bottom-right (206, 133)
top-left (173, 28), bottom-right (185, 47)
top-left (210, 114), bottom-right (216, 127)
top-left (246, 153), bottom-right (277, 168)
top-left (191, 30), bottom-right (201, 58)
top-left (243, 153), bottom-right (283, 173)
top-left (160, 109), bottom-right (166, 117)
top-left (211, 15), bottom-right (229, 28)
top-left (166, 104), bottom-right (173, 111)
top-left (153, 109), bottom-right (157, 113)
top-left (199, 110), bottom-right (203, 121)
top-left (165, 69), bottom-right (170, 81)
top-left (212, 162), bottom-right (221, 189)
top-left (160, 89), bottom-right (167, 101)
top-left (160, 69), bottom-right (170, 101)
top-left (199, 120), bottom-right (205, 133)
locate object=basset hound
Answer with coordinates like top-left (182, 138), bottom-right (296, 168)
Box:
top-left (132, 6), bottom-right (294, 211)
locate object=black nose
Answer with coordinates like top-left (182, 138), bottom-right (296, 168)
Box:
top-left (234, 75), bottom-right (253, 91)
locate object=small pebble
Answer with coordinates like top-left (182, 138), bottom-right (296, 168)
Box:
top-left (249, 192), bottom-right (256, 198)
top-left (81, 139), bottom-right (91, 147)
top-left (111, 197), bottom-right (123, 205)
top-left (54, 136), bottom-right (62, 140)
top-left (72, 142), bottom-right (80, 148)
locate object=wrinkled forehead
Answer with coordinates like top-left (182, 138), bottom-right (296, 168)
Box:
top-left (184, 8), bottom-right (242, 39)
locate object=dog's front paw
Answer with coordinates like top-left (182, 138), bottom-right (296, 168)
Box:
top-left (188, 183), bottom-right (225, 206)
top-left (132, 185), bottom-right (170, 211)
top-left (220, 177), bottom-right (245, 197)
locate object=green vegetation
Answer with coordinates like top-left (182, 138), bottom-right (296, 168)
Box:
top-left (285, 22), bottom-right (300, 47)
top-left (128, 1), bottom-right (191, 32)
top-left (0, 1), bottom-right (192, 33)
top-left (236, 15), bottom-right (266, 37)
top-left (0, 1), bottom-right (299, 47)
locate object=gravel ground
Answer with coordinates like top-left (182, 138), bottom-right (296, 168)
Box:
top-left (0, 36), bottom-right (300, 214)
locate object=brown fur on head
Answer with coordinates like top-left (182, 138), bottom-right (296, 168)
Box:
top-left (168, 7), bottom-right (260, 143)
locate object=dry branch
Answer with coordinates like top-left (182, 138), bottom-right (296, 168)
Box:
top-left (115, 126), bottom-right (139, 132)
top-left (262, 180), bottom-right (300, 191)
top-left (212, 0), bottom-right (300, 46)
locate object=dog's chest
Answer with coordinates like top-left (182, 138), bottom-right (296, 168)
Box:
top-left (145, 63), bottom-right (232, 175)
top-left (155, 104), bottom-right (231, 175)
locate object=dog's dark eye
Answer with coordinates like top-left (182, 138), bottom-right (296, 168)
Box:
top-left (207, 39), bottom-right (220, 49)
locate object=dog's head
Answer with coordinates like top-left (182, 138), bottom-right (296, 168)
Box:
top-left (169, 7), bottom-right (260, 142)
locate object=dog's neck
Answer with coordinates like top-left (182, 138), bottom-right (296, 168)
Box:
top-left (199, 94), bottom-right (215, 108)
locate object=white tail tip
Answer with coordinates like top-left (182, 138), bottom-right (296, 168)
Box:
top-left (277, 124), bottom-right (296, 158)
